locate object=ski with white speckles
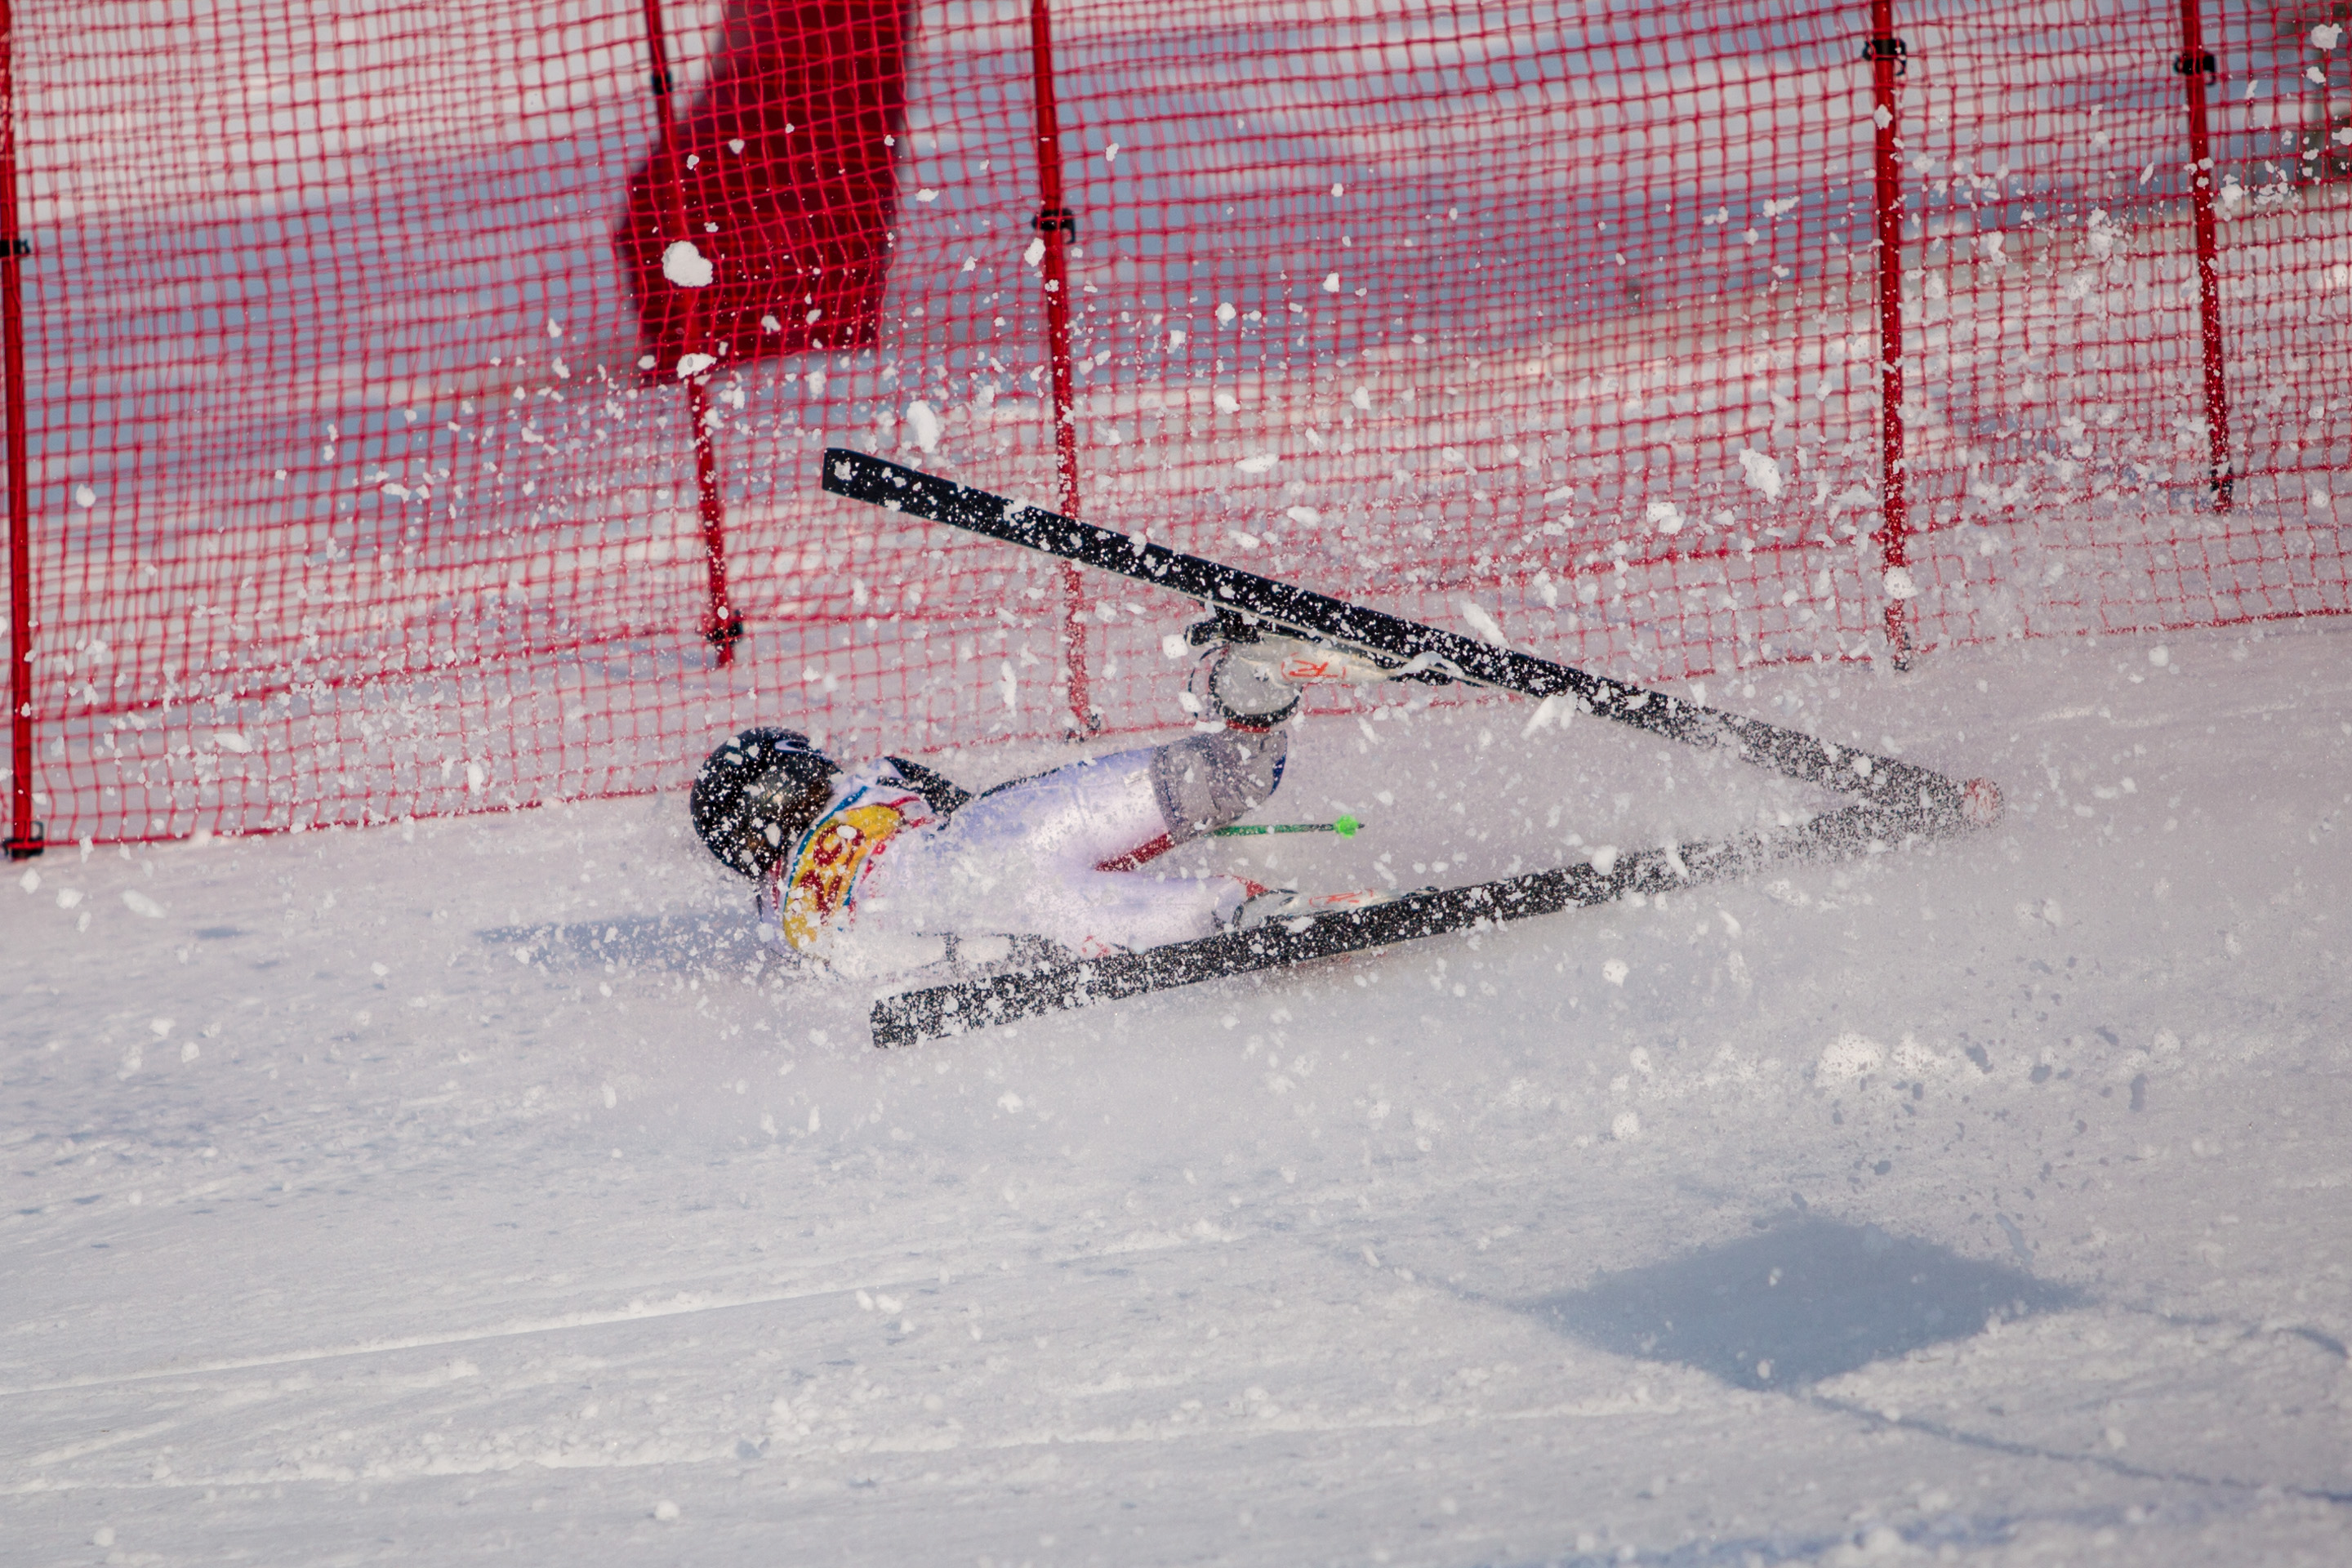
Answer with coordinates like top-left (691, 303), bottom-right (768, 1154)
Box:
top-left (819, 447), bottom-right (2001, 826)
top-left (870, 796), bottom-right (1941, 1048)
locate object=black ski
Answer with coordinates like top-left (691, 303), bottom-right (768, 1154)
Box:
top-left (871, 796), bottom-right (1948, 1047)
top-left (820, 448), bottom-right (1998, 825)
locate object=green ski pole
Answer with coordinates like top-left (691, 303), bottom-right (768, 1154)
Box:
top-left (1211, 816), bottom-right (1362, 839)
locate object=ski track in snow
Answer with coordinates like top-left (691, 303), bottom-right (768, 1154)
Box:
top-left (6, 620), bottom-right (2352, 1566)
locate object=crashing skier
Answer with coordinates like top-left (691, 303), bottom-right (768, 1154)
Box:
top-left (690, 642), bottom-right (1342, 977)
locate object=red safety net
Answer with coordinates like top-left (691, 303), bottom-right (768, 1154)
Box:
top-left (3, 0), bottom-right (2348, 847)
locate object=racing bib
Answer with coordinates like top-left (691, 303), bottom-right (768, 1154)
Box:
top-left (778, 803), bottom-right (907, 950)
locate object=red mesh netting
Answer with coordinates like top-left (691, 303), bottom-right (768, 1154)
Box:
top-left (2, 0), bottom-right (2346, 845)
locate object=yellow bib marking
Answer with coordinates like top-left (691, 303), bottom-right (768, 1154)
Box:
top-left (780, 803), bottom-right (906, 950)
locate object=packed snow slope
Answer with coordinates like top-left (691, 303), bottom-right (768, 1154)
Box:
top-left (6, 619), bottom-right (2351, 1567)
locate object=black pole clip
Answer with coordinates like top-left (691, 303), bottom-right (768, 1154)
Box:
top-left (1033, 207), bottom-right (1076, 238)
top-left (2174, 50), bottom-right (2216, 78)
top-left (1863, 35), bottom-right (1909, 75)
top-left (4, 821), bottom-right (45, 862)
top-left (2, 238), bottom-right (29, 258)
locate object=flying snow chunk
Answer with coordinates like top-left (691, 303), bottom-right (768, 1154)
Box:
top-left (1322, 272), bottom-right (1341, 293)
top-left (1351, 385), bottom-right (1372, 411)
top-left (904, 399), bottom-right (943, 452)
top-left (1520, 693), bottom-right (1569, 738)
top-left (1216, 301), bottom-right (1237, 325)
top-left (1023, 237), bottom-right (1046, 267)
top-left (1883, 567), bottom-right (1918, 600)
top-left (212, 730), bottom-right (251, 754)
top-left (1286, 505), bottom-right (1321, 525)
top-left (675, 353), bottom-right (716, 379)
top-left (122, 890), bottom-right (167, 919)
top-left (661, 240), bottom-right (714, 288)
top-left (1234, 452), bottom-right (1278, 474)
top-left (1588, 844), bottom-right (1619, 874)
top-left (2312, 21), bottom-right (2342, 48)
top-left (1646, 501), bottom-right (1685, 535)
top-left (74, 484), bottom-right (96, 508)
top-left (1738, 448), bottom-right (1784, 499)
top-left (1458, 599), bottom-right (1508, 646)
top-left (1601, 958), bottom-right (1628, 986)
top-left (1817, 1033), bottom-right (1883, 1080)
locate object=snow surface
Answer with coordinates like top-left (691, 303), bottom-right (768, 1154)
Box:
top-left (7, 621), bottom-right (2352, 1565)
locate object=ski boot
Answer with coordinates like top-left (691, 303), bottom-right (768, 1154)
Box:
top-left (1185, 614), bottom-right (1394, 730)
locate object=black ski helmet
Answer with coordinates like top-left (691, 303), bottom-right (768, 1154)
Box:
top-left (691, 728), bottom-right (840, 879)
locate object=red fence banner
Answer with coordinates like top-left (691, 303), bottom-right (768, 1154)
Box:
top-left (619, 0), bottom-right (912, 379)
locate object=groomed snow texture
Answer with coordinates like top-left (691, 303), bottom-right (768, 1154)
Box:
top-left (7, 622), bottom-right (2351, 1566)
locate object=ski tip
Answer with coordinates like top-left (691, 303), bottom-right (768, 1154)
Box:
top-left (822, 449), bottom-right (870, 497)
top-left (1960, 777), bottom-right (2004, 827)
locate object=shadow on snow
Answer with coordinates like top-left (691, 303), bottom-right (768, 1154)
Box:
top-left (1529, 1214), bottom-right (2080, 1392)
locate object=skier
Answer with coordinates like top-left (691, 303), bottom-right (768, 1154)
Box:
top-left (690, 644), bottom-right (1324, 974)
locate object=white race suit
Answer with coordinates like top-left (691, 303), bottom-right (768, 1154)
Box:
top-left (755, 726), bottom-right (1289, 972)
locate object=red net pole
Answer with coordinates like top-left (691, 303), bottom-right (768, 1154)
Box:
top-left (0, 0), bottom-right (38, 861)
top-left (1867, 0), bottom-right (1913, 670)
top-left (687, 376), bottom-right (741, 661)
top-left (638, 0), bottom-right (742, 665)
top-left (2176, 0), bottom-right (2233, 514)
top-left (1027, 0), bottom-right (1094, 733)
